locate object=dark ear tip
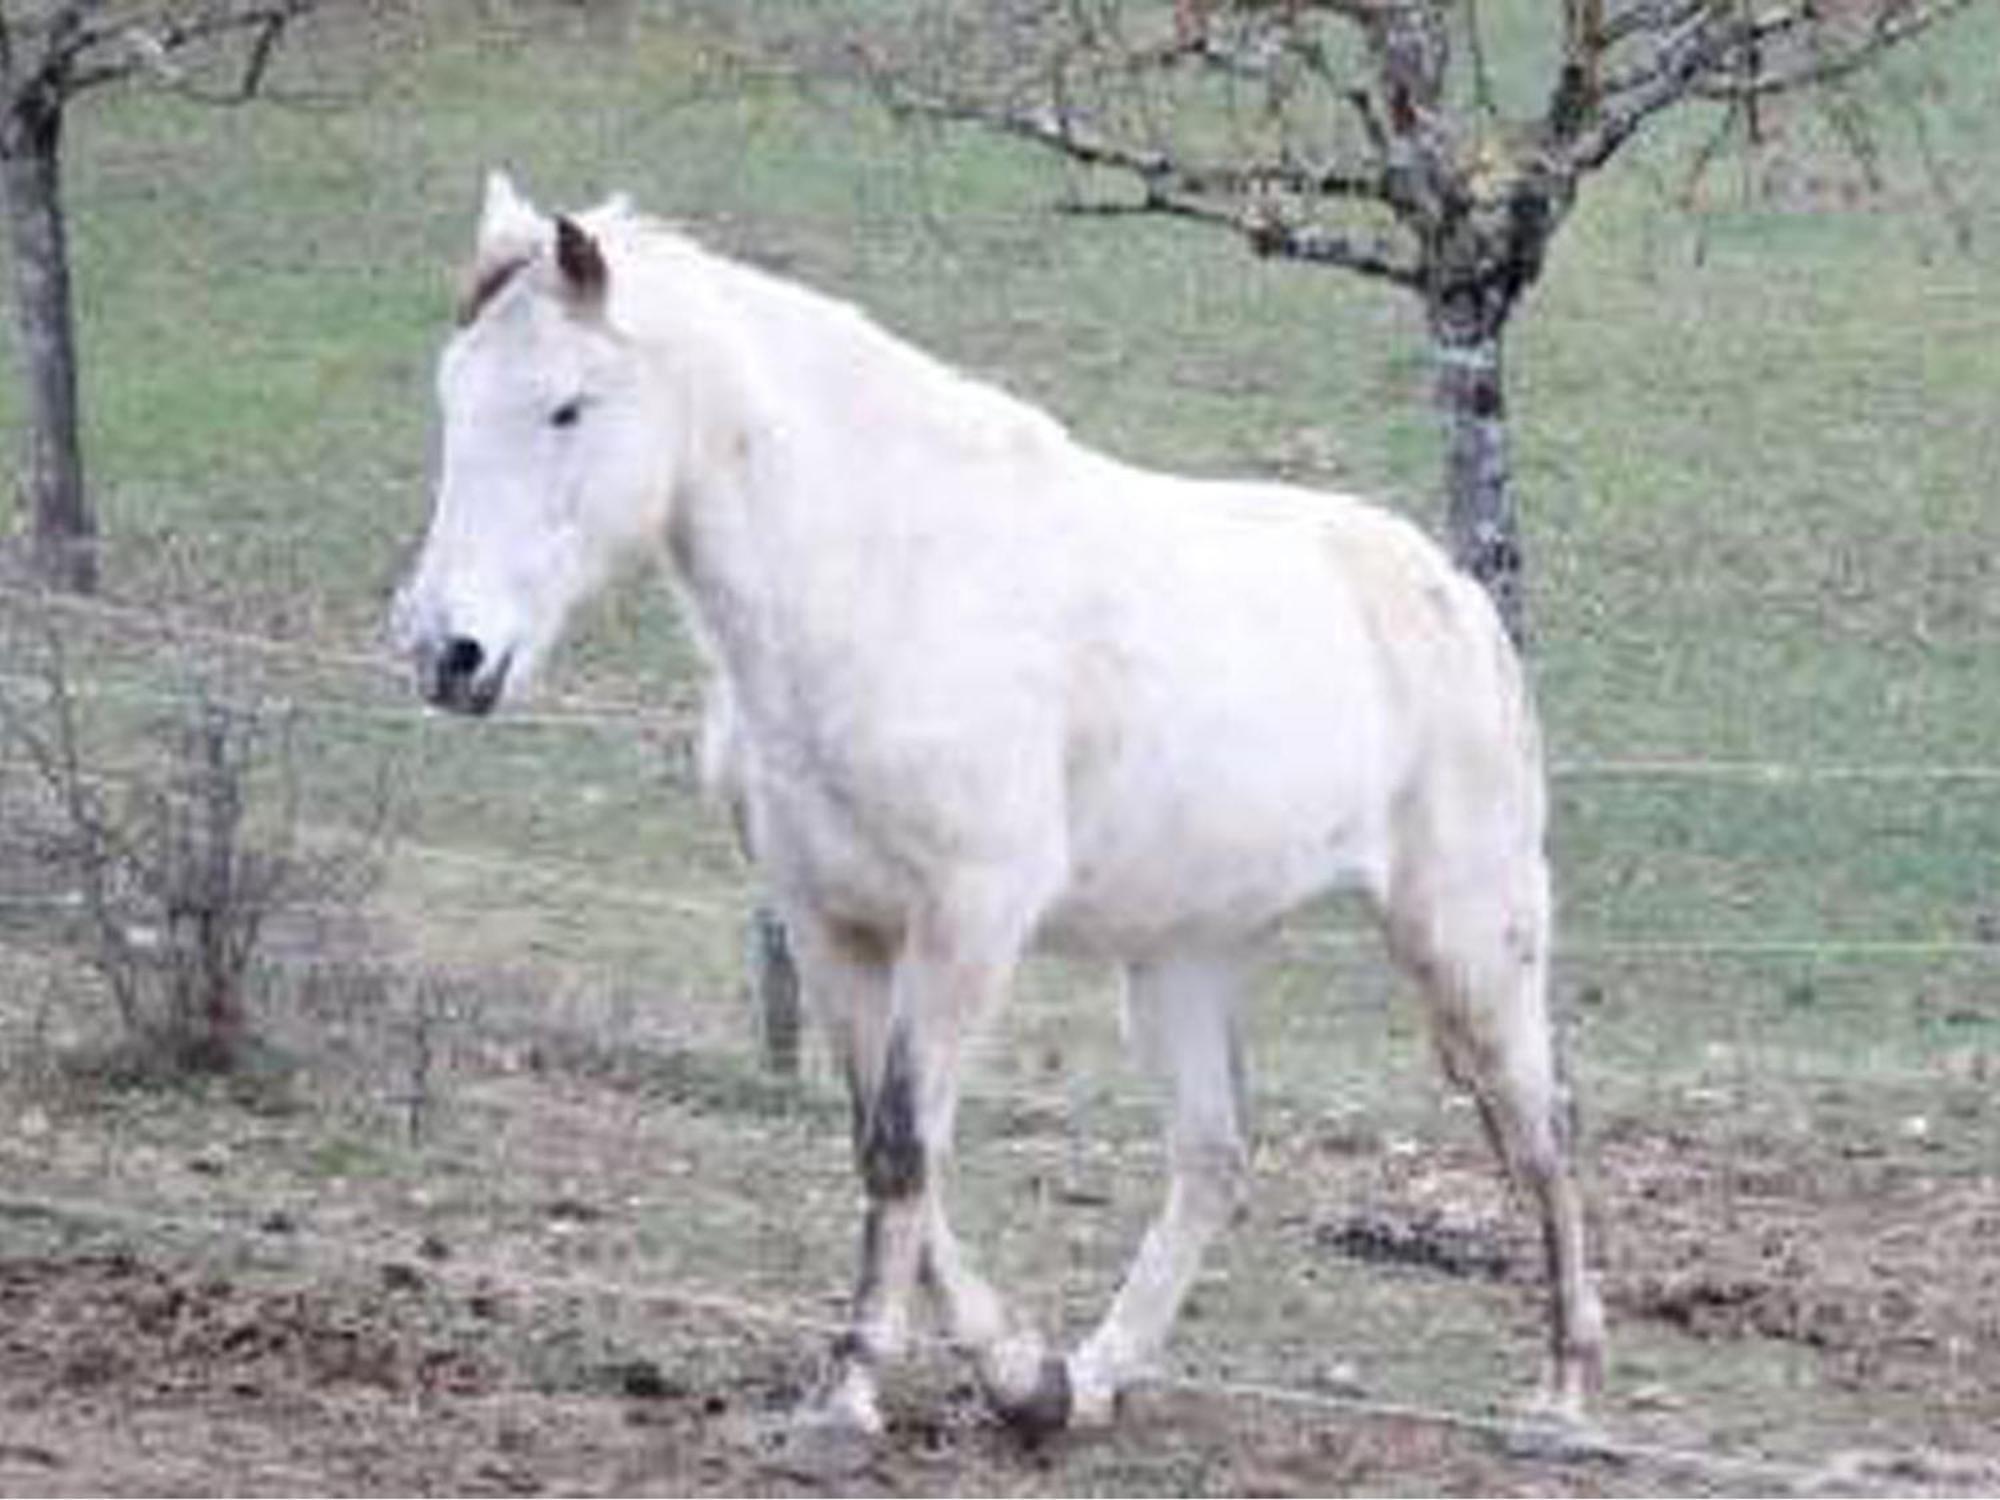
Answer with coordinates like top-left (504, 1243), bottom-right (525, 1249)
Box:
top-left (554, 215), bottom-right (608, 300)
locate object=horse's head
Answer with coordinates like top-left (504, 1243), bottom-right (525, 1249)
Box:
top-left (394, 172), bottom-right (674, 715)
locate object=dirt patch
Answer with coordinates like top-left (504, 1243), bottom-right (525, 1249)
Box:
top-left (0, 1242), bottom-right (1720, 1498)
top-left (0, 1248), bottom-right (792, 1497)
top-left (6, 1030), bottom-right (2000, 1494)
top-left (1594, 1121), bottom-right (2000, 1369)
top-left (0, 1252), bottom-right (497, 1402)
top-left (1296, 1108), bottom-right (2000, 1474)
top-left (1309, 1110), bottom-right (2000, 1368)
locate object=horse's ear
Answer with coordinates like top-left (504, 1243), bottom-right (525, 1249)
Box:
top-left (457, 172), bottom-right (547, 326)
top-left (554, 216), bottom-right (608, 307)
top-left (477, 170), bottom-right (544, 266)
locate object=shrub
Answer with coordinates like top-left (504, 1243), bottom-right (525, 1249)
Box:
top-left (0, 595), bottom-right (393, 1076)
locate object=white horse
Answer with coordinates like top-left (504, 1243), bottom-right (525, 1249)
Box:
top-left (394, 173), bottom-right (1604, 1436)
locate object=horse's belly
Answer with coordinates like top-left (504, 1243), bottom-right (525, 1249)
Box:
top-left (1045, 740), bottom-right (1394, 954)
top-left (1044, 551), bottom-right (1408, 953)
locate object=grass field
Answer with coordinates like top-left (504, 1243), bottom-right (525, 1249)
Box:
top-left (1, 1), bottom-right (1998, 1492)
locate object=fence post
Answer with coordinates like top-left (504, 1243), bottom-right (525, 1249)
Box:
top-left (747, 902), bottom-right (801, 1076)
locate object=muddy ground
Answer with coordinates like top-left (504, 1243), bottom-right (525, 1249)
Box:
top-left (4, 1029), bottom-right (1998, 1498)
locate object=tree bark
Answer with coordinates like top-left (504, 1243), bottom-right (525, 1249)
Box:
top-left (1419, 156), bottom-right (1566, 649)
top-left (1, 92), bottom-right (96, 594)
top-left (1429, 299), bottom-right (1523, 645)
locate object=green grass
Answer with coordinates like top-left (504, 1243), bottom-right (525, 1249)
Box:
top-left (0, 0), bottom-right (1988, 1088)
top-left (0, 0), bottom-right (1988, 1086)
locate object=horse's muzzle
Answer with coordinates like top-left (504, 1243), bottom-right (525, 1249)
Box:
top-left (419, 635), bottom-right (510, 717)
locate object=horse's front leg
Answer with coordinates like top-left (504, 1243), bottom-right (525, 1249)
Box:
top-left (823, 1016), bottom-right (928, 1436)
top-left (919, 1185), bottom-right (1070, 1430)
top-left (808, 879), bottom-right (1064, 1434)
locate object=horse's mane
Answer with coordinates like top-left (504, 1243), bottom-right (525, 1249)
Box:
top-left (592, 205), bottom-right (1073, 462)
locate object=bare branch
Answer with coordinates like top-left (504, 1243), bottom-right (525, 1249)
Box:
top-left (1570, 0), bottom-right (1976, 171)
top-left (850, 16), bottom-right (1422, 289)
top-left (1596, 5), bottom-right (1715, 103)
top-left (875, 51), bottom-right (1395, 203)
top-left (1064, 179), bottom-right (1421, 285)
top-left (1597, 0), bottom-right (1709, 54)
top-left (1120, 15), bottom-right (1259, 77)
top-left (1341, 81), bottom-right (1391, 156)
top-left (54, 0), bottom-right (317, 100)
top-left (0, 614), bottom-right (141, 1023)
top-left (167, 4), bottom-right (288, 103)
top-left (1234, 205), bottom-right (1423, 282)
top-left (1697, 0), bottom-right (1981, 102)
top-left (1564, 6), bottom-right (1722, 170)
top-left (1879, 51), bottom-right (1976, 250)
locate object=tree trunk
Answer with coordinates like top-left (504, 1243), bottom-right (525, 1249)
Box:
top-left (1, 93), bottom-right (97, 594)
top-left (1428, 302), bottom-right (1523, 645)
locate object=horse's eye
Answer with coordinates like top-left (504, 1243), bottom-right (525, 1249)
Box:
top-left (550, 398), bottom-right (585, 429)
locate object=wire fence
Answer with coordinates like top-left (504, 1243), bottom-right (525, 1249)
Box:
top-left (0, 1188), bottom-right (1858, 1497)
top-left (2, 581), bottom-right (1995, 966)
top-left (0, 582), bottom-right (685, 734)
top-left (4, 794), bottom-right (1991, 964)
top-left (7, 580), bottom-right (2000, 783)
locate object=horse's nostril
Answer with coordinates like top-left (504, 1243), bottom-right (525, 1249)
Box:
top-left (420, 633), bottom-right (507, 716)
top-left (441, 636), bottom-right (484, 680)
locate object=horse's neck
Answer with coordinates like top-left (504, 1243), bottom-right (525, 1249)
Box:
top-left (659, 251), bottom-right (1073, 720)
top-left (662, 283), bottom-right (880, 713)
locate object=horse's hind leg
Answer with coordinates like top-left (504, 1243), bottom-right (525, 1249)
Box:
top-left (1379, 837), bottom-right (1605, 1419)
top-left (1067, 946), bottom-right (1252, 1425)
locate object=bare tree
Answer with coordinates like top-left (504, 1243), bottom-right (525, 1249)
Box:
top-left (846, 0), bottom-right (1977, 639)
top-left (0, 0), bottom-right (325, 594)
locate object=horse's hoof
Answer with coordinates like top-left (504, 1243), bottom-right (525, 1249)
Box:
top-left (1064, 1357), bottom-right (1121, 1429)
top-left (1522, 1354), bottom-right (1600, 1435)
top-left (991, 1353), bottom-right (1072, 1440)
top-left (800, 1360), bottom-right (886, 1440)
